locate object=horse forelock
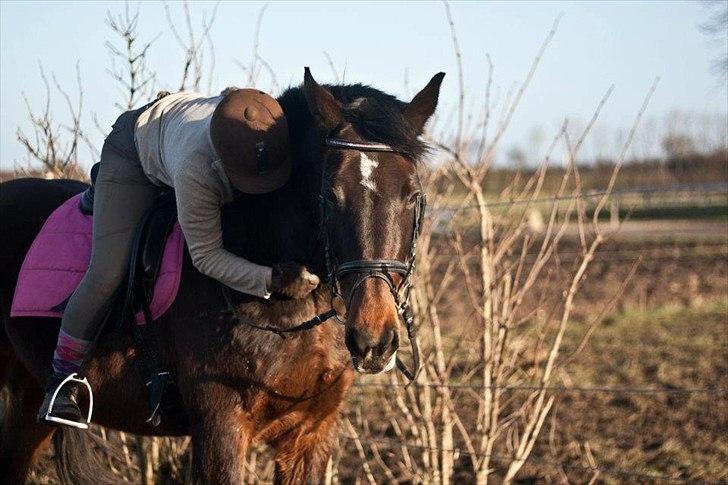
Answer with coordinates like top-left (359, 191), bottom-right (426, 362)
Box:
top-left (277, 83), bottom-right (429, 164)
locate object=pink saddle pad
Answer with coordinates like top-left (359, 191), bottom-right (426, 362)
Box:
top-left (11, 193), bottom-right (184, 324)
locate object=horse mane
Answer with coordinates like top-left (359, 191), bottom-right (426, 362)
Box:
top-left (277, 83), bottom-right (428, 161)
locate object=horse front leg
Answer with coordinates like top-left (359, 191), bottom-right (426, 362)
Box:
top-left (190, 411), bottom-right (251, 485)
top-left (272, 414), bottom-right (338, 485)
top-left (0, 359), bottom-right (55, 485)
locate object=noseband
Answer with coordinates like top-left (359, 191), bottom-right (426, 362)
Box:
top-left (320, 137), bottom-right (425, 381)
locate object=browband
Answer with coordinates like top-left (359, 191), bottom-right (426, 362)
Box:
top-left (325, 138), bottom-right (397, 153)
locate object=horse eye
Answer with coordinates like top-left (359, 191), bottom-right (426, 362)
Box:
top-left (328, 186), bottom-right (345, 207)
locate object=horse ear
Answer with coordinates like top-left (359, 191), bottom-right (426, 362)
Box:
top-left (404, 72), bottom-right (445, 134)
top-left (303, 67), bottom-right (343, 131)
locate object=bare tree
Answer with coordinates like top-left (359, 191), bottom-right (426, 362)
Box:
top-left (105, 2), bottom-right (158, 110)
top-left (164, 0), bottom-right (219, 92)
top-left (662, 132), bottom-right (696, 159)
top-left (16, 62), bottom-right (92, 180)
top-left (506, 145), bottom-right (527, 168)
top-left (337, 4), bottom-right (657, 483)
top-left (235, 4), bottom-right (281, 93)
top-left (323, 51), bottom-right (342, 84)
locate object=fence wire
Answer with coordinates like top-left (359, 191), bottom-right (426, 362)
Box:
top-left (351, 381), bottom-right (728, 395)
top-left (429, 244), bottom-right (727, 264)
top-left (433, 242), bottom-right (728, 257)
top-left (437, 184), bottom-right (727, 211)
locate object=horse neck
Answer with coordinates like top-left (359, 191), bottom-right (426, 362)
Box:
top-left (220, 154), bottom-right (325, 272)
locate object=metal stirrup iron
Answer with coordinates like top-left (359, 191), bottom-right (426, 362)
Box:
top-left (45, 373), bottom-right (94, 430)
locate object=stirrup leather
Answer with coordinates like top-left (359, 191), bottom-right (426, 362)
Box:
top-left (45, 373), bottom-right (94, 430)
top-left (145, 371), bottom-right (172, 427)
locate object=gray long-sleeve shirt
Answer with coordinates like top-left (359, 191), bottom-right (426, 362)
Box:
top-left (134, 91), bottom-right (272, 298)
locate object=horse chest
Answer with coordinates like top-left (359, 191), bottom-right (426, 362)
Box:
top-left (218, 328), bottom-right (353, 441)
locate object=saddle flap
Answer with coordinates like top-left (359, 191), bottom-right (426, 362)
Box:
top-left (124, 191), bottom-right (178, 320)
top-left (140, 195), bottom-right (177, 295)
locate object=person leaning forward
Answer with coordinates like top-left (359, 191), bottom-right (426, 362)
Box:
top-left (37, 88), bottom-right (319, 429)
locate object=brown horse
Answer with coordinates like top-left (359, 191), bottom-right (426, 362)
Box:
top-left (0, 69), bottom-right (444, 484)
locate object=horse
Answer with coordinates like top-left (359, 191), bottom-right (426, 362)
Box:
top-left (0, 68), bottom-right (444, 484)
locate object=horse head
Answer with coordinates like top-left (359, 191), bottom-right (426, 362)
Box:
top-left (302, 68), bottom-right (444, 374)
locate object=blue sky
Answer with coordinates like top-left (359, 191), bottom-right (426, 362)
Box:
top-left (1, 1), bottom-right (726, 170)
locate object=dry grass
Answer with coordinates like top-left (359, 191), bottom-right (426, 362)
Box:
top-left (532, 300), bottom-right (728, 483)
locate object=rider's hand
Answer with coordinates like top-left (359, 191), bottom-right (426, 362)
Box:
top-left (271, 262), bottom-right (320, 299)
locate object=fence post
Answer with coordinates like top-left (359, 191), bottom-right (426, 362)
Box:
top-left (610, 199), bottom-right (619, 229)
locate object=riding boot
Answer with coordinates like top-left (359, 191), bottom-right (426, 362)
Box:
top-left (36, 372), bottom-right (89, 429)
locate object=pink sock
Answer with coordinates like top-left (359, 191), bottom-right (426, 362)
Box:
top-left (52, 329), bottom-right (91, 376)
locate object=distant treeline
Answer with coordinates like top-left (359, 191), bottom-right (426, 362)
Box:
top-left (450, 148), bottom-right (728, 196)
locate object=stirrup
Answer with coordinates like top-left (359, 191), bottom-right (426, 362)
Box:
top-left (45, 373), bottom-right (94, 430)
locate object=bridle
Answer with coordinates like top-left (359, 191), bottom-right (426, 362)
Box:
top-left (224, 136), bottom-right (425, 382)
top-left (319, 137), bottom-right (425, 381)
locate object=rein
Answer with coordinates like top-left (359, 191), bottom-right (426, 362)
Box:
top-left (225, 137), bottom-right (424, 382)
top-left (220, 284), bottom-right (339, 339)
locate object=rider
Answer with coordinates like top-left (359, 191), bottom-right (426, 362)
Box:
top-left (37, 88), bottom-right (320, 428)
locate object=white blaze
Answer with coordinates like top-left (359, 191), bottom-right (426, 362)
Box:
top-left (359, 152), bottom-right (379, 192)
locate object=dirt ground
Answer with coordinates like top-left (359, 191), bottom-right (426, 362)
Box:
top-left (343, 300), bottom-right (727, 484)
top-left (519, 301), bottom-right (727, 484)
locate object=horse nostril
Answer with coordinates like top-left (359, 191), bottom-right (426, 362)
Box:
top-left (347, 327), bottom-right (374, 357)
top-left (378, 327), bottom-right (398, 354)
top-left (346, 327), bottom-right (399, 364)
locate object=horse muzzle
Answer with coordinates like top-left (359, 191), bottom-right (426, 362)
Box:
top-left (346, 325), bottom-right (400, 374)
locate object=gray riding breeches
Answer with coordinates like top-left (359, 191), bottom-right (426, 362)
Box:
top-left (59, 144), bottom-right (159, 340)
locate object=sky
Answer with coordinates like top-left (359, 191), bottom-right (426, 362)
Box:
top-left (1, 0), bottom-right (726, 171)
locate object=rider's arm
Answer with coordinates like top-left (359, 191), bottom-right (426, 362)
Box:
top-left (174, 166), bottom-right (272, 299)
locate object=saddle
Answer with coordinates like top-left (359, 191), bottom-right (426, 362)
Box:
top-left (80, 163), bottom-right (186, 427)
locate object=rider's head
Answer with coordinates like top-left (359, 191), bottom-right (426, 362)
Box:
top-left (210, 89), bottom-right (291, 194)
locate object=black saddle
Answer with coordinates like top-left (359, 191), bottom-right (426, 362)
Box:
top-left (79, 162), bottom-right (186, 427)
